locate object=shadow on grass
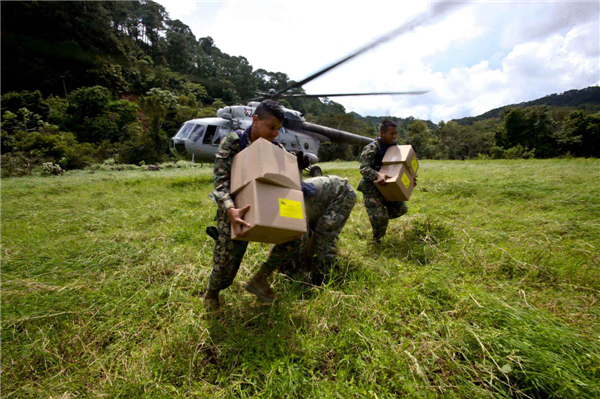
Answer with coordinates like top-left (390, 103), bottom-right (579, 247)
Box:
top-left (275, 256), bottom-right (376, 297)
top-left (381, 215), bottom-right (454, 265)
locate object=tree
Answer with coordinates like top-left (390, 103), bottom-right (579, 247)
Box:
top-left (407, 120), bottom-right (432, 158)
top-left (139, 88), bottom-right (178, 157)
top-left (561, 111), bottom-right (600, 157)
top-left (1, 91), bottom-right (50, 119)
top-left (498, 106), bottom-right (559, 158)
top-left (163, 19), bottom-right (198, 74)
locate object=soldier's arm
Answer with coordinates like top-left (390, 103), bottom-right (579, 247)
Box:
top-left (209, 134), bottom-right (237, 212)
top-left (359, 144), bottom-right (379, 182)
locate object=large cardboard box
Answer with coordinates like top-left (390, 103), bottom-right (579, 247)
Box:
top-left (230, 138), bottom-right (301, 195)
top-left (232, 180), bottom-right (307, 244)
top-left (382, 145), bottom-right (419, 177)
top-left (375, 163), bottom-right (415, 202)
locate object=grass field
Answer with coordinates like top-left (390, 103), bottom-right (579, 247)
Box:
top-left (2, 159), bottom-right (599, 398)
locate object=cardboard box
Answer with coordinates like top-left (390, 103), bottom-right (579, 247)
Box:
top-left (232, 180), bottom-right (307, 244)
top-left (230, 137), bottom-right (301, 195)
top-left (375, 163), bottom-right (415, 202)
top-left (382, 145), bottom-right (419, 177)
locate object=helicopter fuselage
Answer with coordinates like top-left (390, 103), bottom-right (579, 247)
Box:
top-left (170, 103), bottom-right (328, 164)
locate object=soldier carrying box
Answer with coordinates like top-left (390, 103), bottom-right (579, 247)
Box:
top-left (358, 120), bottom-right (417, 243)
top-left (205, 100), bottom-right (300, 312)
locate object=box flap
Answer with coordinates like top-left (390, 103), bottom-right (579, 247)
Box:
top-left (231, 138), bottom-right (301, 194)
top-left (382, 145), bottom-right (419, 176)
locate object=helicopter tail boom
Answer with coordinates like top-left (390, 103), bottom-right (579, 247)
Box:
top-left (301, 122), bottom-right (373, 146)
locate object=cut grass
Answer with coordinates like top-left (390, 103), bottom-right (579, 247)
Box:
top-left (2, 159), bottom-right (599, 398)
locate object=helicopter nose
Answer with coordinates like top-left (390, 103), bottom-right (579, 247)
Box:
top-left (170, 138), bottom-right (187, 157)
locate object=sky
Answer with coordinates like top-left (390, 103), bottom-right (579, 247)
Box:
top-left (154, 0), bottom-right (600, 123)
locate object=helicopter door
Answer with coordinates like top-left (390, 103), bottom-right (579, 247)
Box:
top-left (203, 125), bottom-right (218, 145)
top-left (215, 127), bottom-right (229, 144)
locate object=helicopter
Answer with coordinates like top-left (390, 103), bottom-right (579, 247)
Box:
top-left (169, 11), bottom-right (433, 176)
top-left (169, 98), bottom-right (425, 177)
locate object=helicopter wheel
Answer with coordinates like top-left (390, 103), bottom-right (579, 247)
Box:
top-left (309, 166), bottom-right (323, 177)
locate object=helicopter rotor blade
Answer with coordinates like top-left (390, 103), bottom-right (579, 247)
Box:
top-left (282, 91), bottom-right (429, 98)
top-left (276, 3), bottom-right (461, 95)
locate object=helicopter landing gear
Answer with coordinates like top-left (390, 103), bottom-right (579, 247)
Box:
top-left (309, 166), bottom-right (323, 177)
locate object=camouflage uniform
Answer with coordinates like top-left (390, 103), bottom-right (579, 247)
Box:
top-left (207, 129), bottom-right (286, 291)
top-left (264, 175), bottom-right (357, 275)
top-left (358, 138), bottom-right (408, 241)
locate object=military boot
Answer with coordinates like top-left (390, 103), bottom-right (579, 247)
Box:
top-left (245, 264), bottom-right (276, 303)
top-left (204, 289), bottom-right (221, 312)
top-left (206, 226), bottom-right (219, 241)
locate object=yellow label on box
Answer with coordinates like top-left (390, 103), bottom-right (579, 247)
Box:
top-left (411, 157), bottom-right (418, 172)
top-left (279, 198), bottom-right (303, 219)
top-left (401, 173), bottom-right (410, 189)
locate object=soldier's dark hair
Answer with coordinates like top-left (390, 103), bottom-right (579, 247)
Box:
top-left (255, 99), bottom-right (284, 122)
top-left (380, 120), bottom-right (397, 132)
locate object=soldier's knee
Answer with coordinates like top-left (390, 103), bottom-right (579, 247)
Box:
top-left (388, 202), bottom-right (408, 219)
top-left (347, 189), bottom-right (357, 207)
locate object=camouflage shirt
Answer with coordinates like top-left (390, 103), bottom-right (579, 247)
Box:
top-left (357, 137), bottom-right (396, 192)
top-left (208, 127), bottom-right (285, 213)
top-left (304, 175), bottom-right (350, 227)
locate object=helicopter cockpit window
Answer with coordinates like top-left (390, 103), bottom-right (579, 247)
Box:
top-left (188, 124), bottom-right (206, 142)
top-left (176, 123), bottom-right (194, 139)
top-left (203, 125), bottom-right (217, 144)
top-left (304, 143), bottom-right (309, 150)
top-left (291, 142), bottom-right (296, 148)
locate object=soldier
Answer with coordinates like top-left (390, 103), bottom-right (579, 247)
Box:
top-left (264, 175), bottom-right (356, 286)
top-left (358, 120), bottom-right (417, 243)
top-left (204, 99), bottom-right (292, 312)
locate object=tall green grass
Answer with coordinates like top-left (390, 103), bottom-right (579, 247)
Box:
top-left (2, 159), bottom-right (599, 398)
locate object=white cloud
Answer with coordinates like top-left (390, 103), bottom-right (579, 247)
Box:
top-left (354, 22), bottom-right (599, 122)
top-left (154, 1), bottom-right (599, 122)
top-left (501, 2), bottom-right (599, 48)
top-left (159, 0), bottom-right (200, 20)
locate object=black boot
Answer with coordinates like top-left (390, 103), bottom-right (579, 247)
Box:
top-left (311, 271), bottom-right (325, 286)
top-left (311, 260), bottom-right (334, 286)
top-left (206, 226), bottom-right (218, 241)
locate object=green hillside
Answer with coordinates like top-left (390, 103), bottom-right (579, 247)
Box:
top-left (1, 1), bottom-right (598, 177)
top-left (453, 86), bottom-right (600, 125)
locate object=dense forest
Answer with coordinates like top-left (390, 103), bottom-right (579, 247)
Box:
top-left (1, 1), bottom-right (599, 177)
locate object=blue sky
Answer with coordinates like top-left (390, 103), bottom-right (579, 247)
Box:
top-left (155, 0), bottom-right (599, 122)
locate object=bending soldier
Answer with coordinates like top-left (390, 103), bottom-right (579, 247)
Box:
top-left (358, 120), bottom-right (416, 243)
top-left (264, 175), bottom-right (357, 286)
top-left (205, 100), bottom-right (291, 312)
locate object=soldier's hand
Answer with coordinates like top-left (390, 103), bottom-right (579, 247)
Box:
top-left (227, 205), bottom-right (251, 237)
top-left (376, 173), bottom-right (391, 186)
top-left (296, 150), bottom-right (311, 170)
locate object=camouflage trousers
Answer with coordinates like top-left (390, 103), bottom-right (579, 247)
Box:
top-left (265, 176), bottom-right (357, 275)
top-left (208, 208), bottom-right (277, 292)
top-left (363, 188), bottom-right (408, 241)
